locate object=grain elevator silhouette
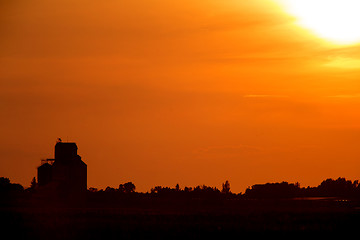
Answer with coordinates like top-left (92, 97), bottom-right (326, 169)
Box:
top-left (37, 139), bottom-right (87, 198)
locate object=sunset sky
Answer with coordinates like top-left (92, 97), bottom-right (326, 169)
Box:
top-left (1, 0), bottom-right (360, 193)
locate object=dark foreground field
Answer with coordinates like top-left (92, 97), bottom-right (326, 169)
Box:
top-left (1, 198), bottom-right (360, 239)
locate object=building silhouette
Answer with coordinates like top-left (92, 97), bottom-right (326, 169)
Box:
top-left (37, 140), bottom-right (87, 198)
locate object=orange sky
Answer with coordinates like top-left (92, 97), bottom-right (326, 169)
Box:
top-left (1, 0), bottom-right (360, 193)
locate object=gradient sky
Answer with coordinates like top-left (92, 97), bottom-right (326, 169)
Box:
top-left (1, 0), bottom-right (360, 193)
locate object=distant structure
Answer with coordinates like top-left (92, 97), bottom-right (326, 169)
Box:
top-left (37, 140), bottom-right (87, 198)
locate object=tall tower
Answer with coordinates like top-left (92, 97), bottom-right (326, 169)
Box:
top-left (52, 142), bottom-right (87, 195)
top-left (37, 140), bottom-right (87, 199)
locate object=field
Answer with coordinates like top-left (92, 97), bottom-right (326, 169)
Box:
top-left (1, 198), bottom-right (360, 239)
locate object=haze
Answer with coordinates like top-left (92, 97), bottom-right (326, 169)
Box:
top-left (1, 0), bottom-right (360, 192)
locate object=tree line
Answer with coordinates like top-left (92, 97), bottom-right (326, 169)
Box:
top-left (245, 178), bottom-right (360, 199)
top-left (2, 177), bottom-right (360, 202)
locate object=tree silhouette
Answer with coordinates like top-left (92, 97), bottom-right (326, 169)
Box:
top-left (245, 182), bottom-right (301, 199)
top-left (123, 182), bottom-right (135, 193)
top-left (0, 177), bottom-right (24, 193)
top-left (118, 184), bottom-right (125, 193)
top-left (0, 177), bottom-right (11, 186)
top-left (222, 180), bottom-right (231, 194)
top-left (150, 186), bottom-right (163, 194)
top-left (105, 186), bottom-right (116, 192)
top-left (317, 178), bottom-right (357, 197)
top-left (88, 187), bottom-right (98, 192)
top-left (30, 177), bottom-right (37, 190)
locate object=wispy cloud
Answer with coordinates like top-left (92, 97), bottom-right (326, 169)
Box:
top-left (324, 57), bottom-right (360, 69)
top-left (327, 94), bottom-right (360, 98)
top-left (243, 95), bottom-right (288, 98)
top-left (194, 144), bottom-right (262, 154)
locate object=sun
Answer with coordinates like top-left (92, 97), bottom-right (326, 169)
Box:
top-left (278, 0), bottom-right (360, 45)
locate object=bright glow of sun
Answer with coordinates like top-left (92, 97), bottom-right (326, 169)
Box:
top-left (278, 0), bottom-right (360, 45)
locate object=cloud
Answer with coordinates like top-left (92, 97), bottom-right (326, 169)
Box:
top-left (327, 94), bottom-right (360, 98)
top-left (243, 95), bottom-right (288, 98)
top-left (194, 144), bottom-right (262, 154)
top-left (324, 57), bottom-right (360, 69)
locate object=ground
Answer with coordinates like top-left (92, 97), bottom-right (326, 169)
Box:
top-left (1, 198), bottom-right (360, 239)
